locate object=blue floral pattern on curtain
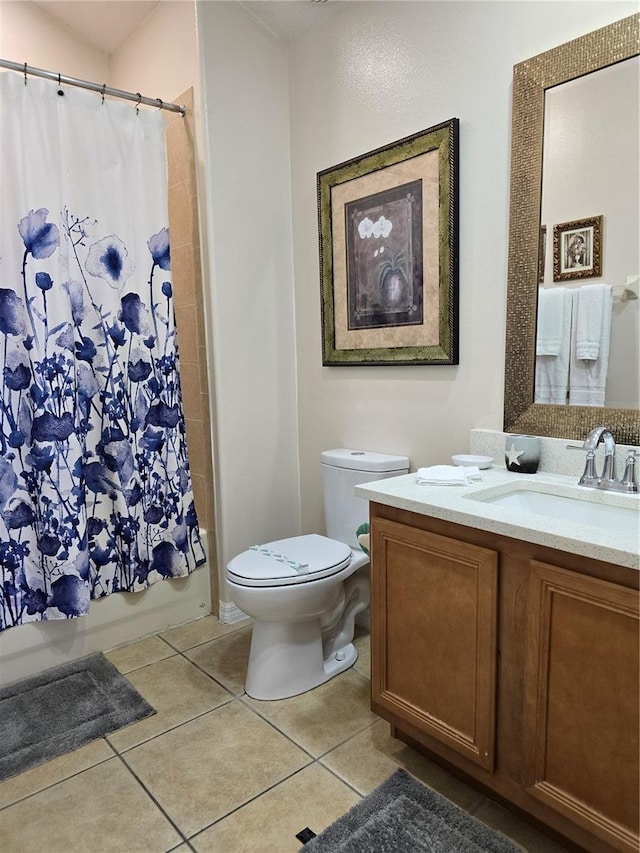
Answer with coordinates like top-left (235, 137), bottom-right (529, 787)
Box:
top-left (0, 74), bottom-right (205, 632)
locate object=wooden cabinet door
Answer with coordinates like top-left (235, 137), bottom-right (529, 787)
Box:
top-left (523, 560), bottom-right (639, 853)
top-left (371, 517), bottom-right (498, 770)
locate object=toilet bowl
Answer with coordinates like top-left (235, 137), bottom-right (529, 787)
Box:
top-left (225, 449), bottom-right (409, 700)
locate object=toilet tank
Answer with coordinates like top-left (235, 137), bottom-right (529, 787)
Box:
top-left (321, 449), bottom-right (410, 549)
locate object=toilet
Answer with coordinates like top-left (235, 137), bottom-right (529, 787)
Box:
top-left (226, 448), bottom-right (410, 700)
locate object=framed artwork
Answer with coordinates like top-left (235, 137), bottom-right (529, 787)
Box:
top-left (538, 225), bottom-right (547, 283)
top-left (553, 215), bottom-right (603, 282)
top-left (317, 119), bottom-right (459, 366)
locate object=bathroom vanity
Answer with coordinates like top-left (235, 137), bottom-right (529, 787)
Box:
top-left (356, 469), bottom-right (639, 853)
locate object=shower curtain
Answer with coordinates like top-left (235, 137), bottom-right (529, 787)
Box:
top-left (0, 72), bottom-right (205, 632)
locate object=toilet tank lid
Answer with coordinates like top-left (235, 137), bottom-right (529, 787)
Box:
top-left (321, 448), bottom-right (410, 473)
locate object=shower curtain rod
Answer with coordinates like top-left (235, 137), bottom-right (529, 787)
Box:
top-left (0, 58), bottom-right (186, 116)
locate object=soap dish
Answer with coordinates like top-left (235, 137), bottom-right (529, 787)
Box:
top-left (451, 454), bottom-right (494, 469)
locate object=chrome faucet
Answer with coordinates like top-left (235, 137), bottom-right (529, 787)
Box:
top-left (584, 426), bottom-right (617, 489)
top-left (568, 426), bottom-right (638, 493)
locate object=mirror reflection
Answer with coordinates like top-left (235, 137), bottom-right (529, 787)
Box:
top-left (535, 56), bottom-right (639, 410)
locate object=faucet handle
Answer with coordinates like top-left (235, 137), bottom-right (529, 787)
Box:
top-left (567, 445), bottom-right (600, 487)
top-left (619, 450), bottom-right (638, 493)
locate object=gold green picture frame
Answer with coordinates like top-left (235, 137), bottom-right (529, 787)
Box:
top-left (317, 120), bottom-right (459, 366)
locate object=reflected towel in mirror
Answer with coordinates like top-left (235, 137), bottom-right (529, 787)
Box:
top-left (569, 284), bottom-right (612, 406)
top-left (535, 287), bottom-right (573, 404)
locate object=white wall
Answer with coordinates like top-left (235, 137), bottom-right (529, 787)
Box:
top-left (109, 1), bottom-right (199, 102)
top-left (197, 1), bottom-right (301, 601)
top-left (285, 1), bottom-right (638, 534)
top-left (0, 0), bottom-right (109, 79)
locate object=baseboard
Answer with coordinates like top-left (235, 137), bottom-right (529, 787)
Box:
top-left (219, 599), bottom-right (248, 624)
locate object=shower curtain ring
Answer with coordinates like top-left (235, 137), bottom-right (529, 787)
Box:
top-left (24, 62), bottom-right (28, 85)
top-left (57, 72), bottom-right (64, 96)
top-left (101, 83), bottom-right (106, 105)
top-left (156, 98), bottom-right (164, 110)
top-left (136, 92), bottom-right (142, 114)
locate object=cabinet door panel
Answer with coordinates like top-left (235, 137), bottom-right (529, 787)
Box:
top-left (371, 518), bottom-right (498, 770)
top-left (523, 560), bottom-right (639, 853)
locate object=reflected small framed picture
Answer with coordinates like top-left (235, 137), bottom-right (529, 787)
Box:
top-left (553, 215), bottom-right (602, 282)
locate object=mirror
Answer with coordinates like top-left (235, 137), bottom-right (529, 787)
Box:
top-left (504, 14), bottom-right (640, 445)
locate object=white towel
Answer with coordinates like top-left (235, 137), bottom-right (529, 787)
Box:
top-left (416, 465), bottom-right (481, 486)
top-left (536, 287), bottom-right (567, 356)
top-left (575, 284), bottom-right (610, 360)
top-left (534, 287), bottom-right (573, 404)
top-left (569, 284), bottom-right (612, 406)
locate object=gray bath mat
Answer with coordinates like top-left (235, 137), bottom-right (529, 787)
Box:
top-left (0, 653), bottom-right (154, 781)
top-left (300, 768), bottom-right (522, 852)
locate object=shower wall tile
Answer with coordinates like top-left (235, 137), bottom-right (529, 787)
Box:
top-left (185, 419), bottom-right (206, 475)
top-left (167, 89), bottom-right (217, 608)
top-left (166, 119), bottom-right (190, 187)
top-left (191, 473), bottom-right (207, 527)
top-left (179, 363), bottom-right (203, 420)
top-left (168, 181), bottom-right (192, 249)
top-left (174, 304), bottom-right (199, 363)
top-left (171, 243), bottom-right (196, 305)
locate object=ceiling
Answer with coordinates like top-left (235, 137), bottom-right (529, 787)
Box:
top-left (239, 1), bottom-right (344, 43)
top-left (32, 0), bottom-right (343, 56)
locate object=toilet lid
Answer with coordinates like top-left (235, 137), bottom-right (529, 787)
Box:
top-left (226, 534), bottom-right (352, 587)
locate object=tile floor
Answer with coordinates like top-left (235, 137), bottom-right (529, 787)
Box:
top-left (0, 616), bottom-right (572, 852)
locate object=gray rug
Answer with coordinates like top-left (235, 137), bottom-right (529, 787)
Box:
top-left (0, 653), bottom-right (154, 781)
top-left (300, 769), bottom-right (522, 852)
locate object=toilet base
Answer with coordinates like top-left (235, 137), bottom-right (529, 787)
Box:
top-left (244, 618), bottom-right (357, 701)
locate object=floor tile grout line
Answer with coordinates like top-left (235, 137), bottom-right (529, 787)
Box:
top-left (106, 641), bottom-right (243, 696)
top-left (158, 620), bottom-right (252, 656)
top-left (108, 681), bottom-right (378, 838)
top-left (0, 740), bottom-right (116, 812)
top-left (103, 619), bottom-right (251, 674)
top-left (107, 695), bottom-right (238, 755)
top-left (312, 717), bottom-right (379, 762)
top-left (167, 841), bottom-right (196, 853)
top-left (105, 651), bottom-right (179, 677)
top-left (110, 683), bottom-right (376, 771)
top-left (110, 686), bottom-right (377, 769)
top-left (174, 646), bottom-right (249, 697)
top-left (114, 749), bottom-right (194, 848)
top-left (314, 759), bottom-right (370, 799)
top-left (233, 694), bottom-right (319, 760)
top-left (182, 753), bottom-right (380, 845)
top-left (184, 761), bottom-right (319, 843)
top-left (232, 687), bottom-right (379, 763)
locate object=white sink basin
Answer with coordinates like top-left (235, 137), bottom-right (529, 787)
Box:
top-left (466, 483), bottom-right (640, 538)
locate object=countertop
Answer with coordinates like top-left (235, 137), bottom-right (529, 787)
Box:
top-left (355, 467), bottom-right (640, 570)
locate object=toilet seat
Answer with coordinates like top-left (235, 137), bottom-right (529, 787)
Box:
top-left (226, 534), bottom-right (352, 588)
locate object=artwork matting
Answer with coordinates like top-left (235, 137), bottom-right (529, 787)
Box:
top-left (317, 120), bottom-right (459, 366)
